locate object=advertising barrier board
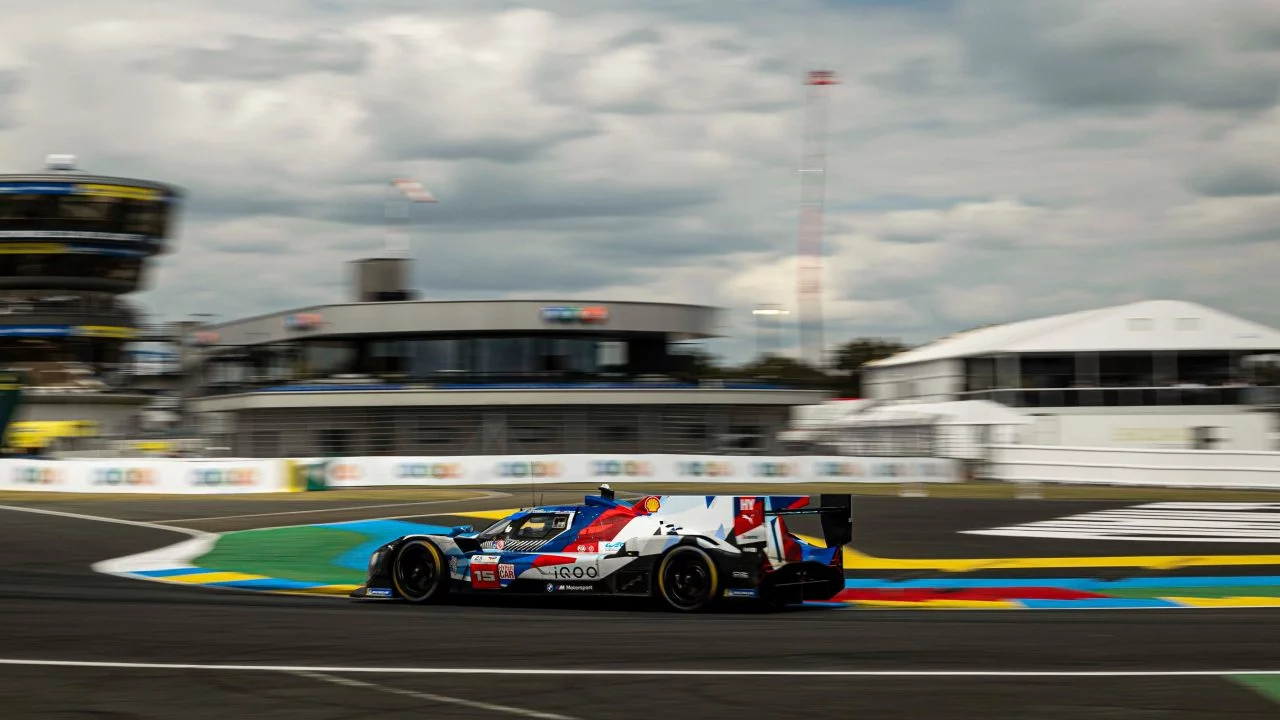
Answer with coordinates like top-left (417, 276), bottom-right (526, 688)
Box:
top-left (0, 459), bottom-right (291, 494)
top-left (312, 454), bottom-right (963, 489)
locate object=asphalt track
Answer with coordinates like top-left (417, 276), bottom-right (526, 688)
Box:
top-left (2, 491), bottom-right (1280, 718)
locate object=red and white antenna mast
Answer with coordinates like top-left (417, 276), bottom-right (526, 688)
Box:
top-left (797, 69), bottom-right (837, 368)
top-left (384, 178), bottom-right (437, 258)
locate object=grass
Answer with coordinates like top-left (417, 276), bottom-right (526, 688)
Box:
top-left (192, 525), bottom-right (370, 585)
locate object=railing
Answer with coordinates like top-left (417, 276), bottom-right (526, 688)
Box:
top-left (194, 375), bottom-right (816, 397)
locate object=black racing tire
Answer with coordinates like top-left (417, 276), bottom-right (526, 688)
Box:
top-left (655, 545), bottom-right (721, 612)
top-left (390, 539), bottom-right (450, 604)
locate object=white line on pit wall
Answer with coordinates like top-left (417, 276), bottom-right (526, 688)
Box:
top-left (296, 671), bottom-right (579, 720)
top-left (0, 659), bottom-right (1276, 677)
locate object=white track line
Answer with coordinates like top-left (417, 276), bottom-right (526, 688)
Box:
top-left (0, 659), bottom-right (1275, 676)
top-left (0, 504), bottom-right (209, 538)
top-left (295, 671), bottom-right (579, 720)
top-left (151, 491), bottom-right (511, 524)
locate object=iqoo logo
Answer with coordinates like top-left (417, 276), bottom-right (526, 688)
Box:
top-left (814, 461), bottom-right (866, 478)
top-left (676, 461), bottom-right (734, 478)
top-left (91, 468), bottom-right (156, 486)
top-left (189, 468), bottom-right (258, 487)
top-left (540, 306), bottom-right (609, 324)
top-left (750, 462), bottom-right (795, 478)
top-left (327, 463), bottom-right (363, 482)
top-left (394, 463), bottom-right (464, 480)
top-left (496, 461), bottom-right (562, 479)
top-left (590, 460), bottom-right (652, 477)
top-left (12, 467), bottom-right (62, 485)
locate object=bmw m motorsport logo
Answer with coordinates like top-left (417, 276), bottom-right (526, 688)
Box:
top-left (496, 461), bottom-right (561, 479)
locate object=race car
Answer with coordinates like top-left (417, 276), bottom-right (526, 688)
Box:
top-left (350, 485), bottom-right (852, 612)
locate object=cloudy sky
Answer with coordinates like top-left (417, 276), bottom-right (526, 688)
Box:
top-left (2, 0), bottom-right (1279, 362)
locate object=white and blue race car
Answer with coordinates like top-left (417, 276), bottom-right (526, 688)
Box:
top-left (352, 486), bottom-right (851, 612)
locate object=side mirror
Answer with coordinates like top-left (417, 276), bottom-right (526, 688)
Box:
top-left (599, 483), bottom-right (615, 500)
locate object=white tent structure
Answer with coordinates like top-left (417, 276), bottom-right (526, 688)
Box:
top-left (779, 399), bottom-right (1031, 460)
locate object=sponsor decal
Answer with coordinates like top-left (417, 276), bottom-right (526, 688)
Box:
top-left (449, 557), bottom-right (459, 575)
top-left (734, 496), bottom-right (764, 536)
top-left (590, 460), bottom-right (652, 478)
top-left (749, 461), bottom-right (795, 478)
top-left (284, 313), bottom-right (324, 331)
top-left (635, 495), bottom-right (662, 514)
top-left (549, 583), bottom-right (594, 592)
top-left (495, 460), bottom-right (562, 479)
top-left (470, 564), bottom-right (501, 590)
top-left (724, 588), bottom-right (758, 598)
top-left (189, 331), bottom-right (220, 346)
top-left (91, 467), bottom-right (157, 487)
top-left (732, 571), bottom-right (750, 580)
top-left (676, 460), bottom-right (735, 478)
top-left (327, 462), bottom-right (363, 483)
top-left (814, 461), bottom-right (866, 479)
top-left (540, 306), bottom-right (609, 324)
top-left (603, 541), bottom-right (625, 552)
top-left (367, 588), bottom-right (393, 598)
top-left (11, 466), bottom-right (63, 485)
top-left (498, 563), bottom-right (516, 580)
top-left (394, 462), bottom-right (464, 480)
top-left (471, 555), bottom-right (500, 564)
top-left (551, 565), bottom-right (599, 580)
top-left (189, 467), bottom-right (258, 487)
top-left (571, 541), bottom-right (599, 553)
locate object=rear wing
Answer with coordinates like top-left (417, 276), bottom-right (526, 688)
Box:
top-left (764, 494), bottom-right (853, 548)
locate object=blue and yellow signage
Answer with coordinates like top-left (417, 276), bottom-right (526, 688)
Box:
top-left (0, 181), bottom-right (170, 202)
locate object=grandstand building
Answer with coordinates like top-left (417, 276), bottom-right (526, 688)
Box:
top-left (185, 257), bottom-right (827, 457)
top-left (0, 155), bottom-right (187, 452)
top-left (862, 300), bottom-right (1280, 451)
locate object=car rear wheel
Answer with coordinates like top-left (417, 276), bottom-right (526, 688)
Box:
top-left (656, 545), bottom-right (720, 612)
top-left (391, 539), bottom-right (450, 603)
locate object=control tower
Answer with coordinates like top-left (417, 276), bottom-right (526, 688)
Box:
top-left (0, 155), bottom-right (185, 447)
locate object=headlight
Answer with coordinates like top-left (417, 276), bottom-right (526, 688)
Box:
top-left (368, 549), bottom-right (384, 574)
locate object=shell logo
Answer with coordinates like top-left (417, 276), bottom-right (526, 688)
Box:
top-left (328, 463), bottom-right (363, 482)
top-left (634, 495), bottom-right (662, 514)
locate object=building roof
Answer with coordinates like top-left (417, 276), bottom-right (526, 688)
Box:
top-left (866, 300), bottom-right (1280, 368)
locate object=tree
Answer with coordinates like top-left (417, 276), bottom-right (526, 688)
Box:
top-left (829, 337), bottom-right (910, 397)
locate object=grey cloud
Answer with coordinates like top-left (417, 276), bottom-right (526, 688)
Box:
top-left (611, 28), bottom-right (662, 47)
top-left (1185, 164), bottom-right (1280, 198)
top-left (379, 128), bottom-right (600, 165)
top-left (142, 33), bottom-right (370, 81)
top-left (868, 57), bottom-right (941, 95)
top-left (882, 232), bottom-right (940, 245)
top-left (958, 2), bottom-right (1280, 111)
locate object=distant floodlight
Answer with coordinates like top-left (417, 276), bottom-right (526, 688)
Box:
top-left (45, 154), bottom-right (77, 171)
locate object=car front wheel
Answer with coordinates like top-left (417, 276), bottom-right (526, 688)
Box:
top-left (391, 539), bottom-right (450, 604)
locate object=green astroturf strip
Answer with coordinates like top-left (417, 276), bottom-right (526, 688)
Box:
top-left (1101, 586), bottom-right (1280, 600)
top-left (1231, 675), bottom-right (1280, 705)
top-left (191, 526), bottom-right (369, 585)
